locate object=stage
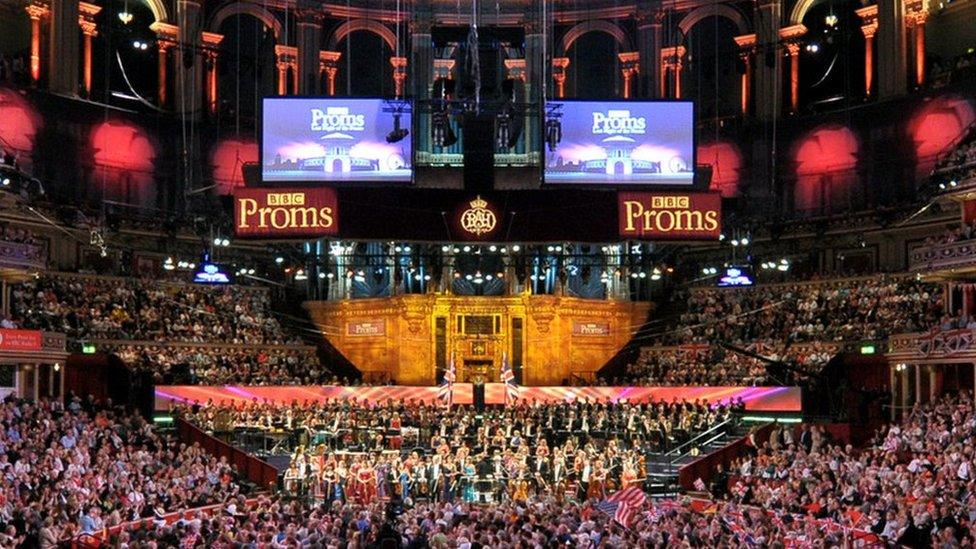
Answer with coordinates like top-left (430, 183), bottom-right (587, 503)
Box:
top-left (154, 384), bottom-right (801, 412)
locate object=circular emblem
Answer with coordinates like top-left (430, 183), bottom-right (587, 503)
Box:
top-left (460, 196), bottom-right (497, 236)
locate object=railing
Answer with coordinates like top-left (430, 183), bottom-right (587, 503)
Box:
top-left (677, 422), bottom-right (774, 490)
top-left (95, 339), bottom-right (317, 353)
top-left (176, 417), bottom-right (279, 489)
top-left (666, 418), bottom-right (733, 461)
top-left (909, 239), bottom-right (976, 272)
top-left (0, 239), bottom-right (46, 271)
top-left (888, 328), bottom-right (976, 359)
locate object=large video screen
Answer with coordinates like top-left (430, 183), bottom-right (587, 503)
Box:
top-left (262, 98), bottom-right (412, 183)
top-left (545, 100), bottom-right (694, 186)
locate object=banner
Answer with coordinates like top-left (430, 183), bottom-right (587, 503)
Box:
top-left (545, 100), bottom-right (694, 186)
top-left (346, 320), bottom-right (386, 337)
top-left (262, 98), bottom-right (412, 183)
top-left (618, 192), bottom-right (721, 240)
top-left (234, 187), bottom-right (339, 238)
top-left (0, 329), bottom-right (43, 351)
top-left (155, 385), bottom-right (801, 412)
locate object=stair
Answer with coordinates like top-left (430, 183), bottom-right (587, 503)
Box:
top-left (597, 292), bottom-right (691, 381)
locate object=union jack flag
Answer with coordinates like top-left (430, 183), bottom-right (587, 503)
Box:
top-left (437, 354), bottom-right (456, 407)
top-left (595, 486), bottom-right (646, 528)
top-left (500, 353), bottom-right (519, 403)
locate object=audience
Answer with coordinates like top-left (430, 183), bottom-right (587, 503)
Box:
top-left (12, 273), bottom-right (298, 345)
top-left (0, 395), bottom-right (243, 544)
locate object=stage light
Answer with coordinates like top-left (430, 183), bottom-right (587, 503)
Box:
top-left (630, 272), bottom-right (638, 279)
top-left (394, 246), bottom-right (403, 253)
top-left (465, 274), bottom-right (473, 280)
top-left (805, 43), bottom-right (820, 54)
top-left (638, 272), bottom-right (647, 279)
top-left (545, 119), bottom-right (562, 152)
top-left (424, 275), bottom-right (431, 281)
top-left (295, 269), bottom-right (308, 281)
top-left (555, 245), bottom-right (563, 252)
top-left (650, 273), bottom-right (661, 281)
top-left (939, 183), bottom-right (947, 190)
top-left (719, 234), bottom-right (726, 241)
top-left (496, 113), bottom-right (510, 149)
top-left (740, 237), bottom-right (750, 246)
top-left (404, 246), bottom-right (411, 253)
top-left (213, 237), bottom-right (221, 245)
top-left (463, 246), bottom-right (471, 252)
top-left (486, 275), bottom-right (493, 281)
top-left (441, 245), bottom-right (451, 253)
top-left (512, 245), bottom-right (520, 252)
top-left (0, 178), bottom-right (9, 187)
top-left (547, 245), bottom-right (554, 252)
top-left (275, 257), bottom-right (284, 264)
top-left (247, 269), bottom-right (255, 275)
top-left (386, 113), bottom-right (409, 143)
top-left (489, 245), bottom-right (497, 252)
top-left (500, 247), bottom-right (507, 253)
top-left (496, 272), bottom-right (504, 278)
top-left (327, 272), bottom-right (334, 279)
top-left (453, 247), bottom-right (461, 253)
top-left (950, 180), bottom-right (958, 187)
top-left (164, 257), bottom-right (175, 271)
top-left (731, 239), bottom-right (740, 247)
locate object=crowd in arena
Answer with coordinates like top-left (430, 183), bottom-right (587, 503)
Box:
top-left (12, 273), bottom-right (298, 344)
top-left (656, 276), bottom-right (942, 346)
top-left (103, 343), bottom-right (336, 385)
top-left (0, 396), bottom-right (244, 546)
top-left (611, 343), bottom-right (834, 386)
top-left (924, 220), bottom-right (976, 247)
top-left (933, 125), bottom-right (976, 183)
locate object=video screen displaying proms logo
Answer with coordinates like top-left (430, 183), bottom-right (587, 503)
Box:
top-left (546, 101), bottom-right (694, 186)
top-left (262, 98), bottom-right (412, 183)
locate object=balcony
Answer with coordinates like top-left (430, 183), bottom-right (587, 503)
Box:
top-left (0, 240), bottom-right (47, 273)
top-left (909, 239), bottom-right (976, 276)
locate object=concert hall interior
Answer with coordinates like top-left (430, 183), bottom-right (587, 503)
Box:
top-left (1, 0), bottom-right (976, 545)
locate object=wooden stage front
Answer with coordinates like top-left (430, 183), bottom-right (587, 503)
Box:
top-left (304, 294), bottom-right (651, 385)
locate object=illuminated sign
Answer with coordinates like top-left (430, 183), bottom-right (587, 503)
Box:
top-left (262, 98), bottom-right (412, 183)
top-left (458, 196), bottom-right (498, 238)
top-left (572, 321), bottom-right (611, 336)
top-left (618, 192), bottom-right (721, 240)
top-left (234, 187), bottom-right (339, 238)
top-left (194, 262), bottom-right (231, 284)
top-left (717, 266), bottom-right (754, 287)
top-left (0, 329), bottom-right (43, 351)
top-left (546, 100), bottom-right (694, 186)
top-left (347, 320), bottom-right (386, 337)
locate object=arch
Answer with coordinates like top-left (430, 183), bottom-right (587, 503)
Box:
top-left (143, 0), bottom-right (168, 23)
top-left (559, 20), bottom-right (631, 55)
top-left (328, 19), bottom-right (397, 51)
top-left (677, 4), bottom-right (750, 36)
top-left (789, 0), bottom-right (821, 25)
top-left (209, 2), bottom-right (282, 38)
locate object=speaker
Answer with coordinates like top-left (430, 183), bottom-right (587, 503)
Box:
top-left (462, 113), bottom-right (495, 192)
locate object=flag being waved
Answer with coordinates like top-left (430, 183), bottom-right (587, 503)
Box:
top-left (595, 486), bottom-right (647, 528)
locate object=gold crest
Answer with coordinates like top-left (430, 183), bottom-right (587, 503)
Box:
top-left (460, 195), bottom-right (497, 236)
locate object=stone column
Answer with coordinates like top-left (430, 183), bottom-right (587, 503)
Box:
top-left (524, 14), bottom-right (544, 158)
top-left (175, 0), bottom-right (204, 116)
top-left (150, 22), bottom-right (178, 106)
top-left (201, 32), bottom-right (223, 114)
top-left (25, 2), bottom-right (50, 84)
top-left (876, 0), bottom-right (907, 98)
top-left (618, 52), bottom-right (639, 99)
top-left (275, 45), bottom-right (298, 95)
top-left (411, 11), bottom-right (434, 153)
top-left (296, 9), bottom-right (324, 95)
top-left (734, 34), bottom-right (756, 115)
top-left (319, 51), bottom-right (341, 95)
top-left (856, 5), bottom-right (879, 98)
top-left (390, 57), bottom-right (407, 97)
top-left (47, 0), bottom-right (79, 94)
top-left (905, 0), bottom-right (927, 88)
top-left (552, 58), bottom-right (569, 98)
top-left (779, 24), bottom-right (807, 114)
top-left (78, 2), bottom-right (101, 97)
top-left (753, 0), bottom-right (782, 121)
top-left (636, 9), bottom-right (665, 98)
top-left (660, 46), bottom-right (685, 98)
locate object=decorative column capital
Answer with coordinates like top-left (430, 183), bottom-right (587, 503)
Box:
top-left (551, 57), bottom-right (570, 72)
top-left (150, 21), bottom-right (180, 44)
top-left (25, 1), bottom-right (50, 20)
top-left (660, 45), bottom-right (686, 69)
top-left (434, 58), bottom-right (456, 80)
top-left (275, 44), bottom-right (298, 69)
top-left (78, 1), bottom-right (101, 35)
top-left (201, 31), bottom-right (224, 47)
top-left (504, 59), bottom-right (526, 81)
top-left (319, 50), bottom-right (341, 68)
top-left (904, 0), bottom-right (928, 25)
top-left (618, 52), bottom-right (640, 76)
top-left (296, 8), bottom-right (325, 27)
top-left (779, 24), bottom-right (807, 55)
top-left (855, 5), bottom-right (879, 37)
top-left (733, 33), bottom-right (757, 52)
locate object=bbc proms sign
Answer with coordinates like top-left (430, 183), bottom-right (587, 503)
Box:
top-left (234, 187), bottom-right (339, 238)
top-left (618, 192), bottom-right (721, 240)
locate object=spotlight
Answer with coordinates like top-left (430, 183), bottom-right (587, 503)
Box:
top-left (805, 43), bottom-right (820, 54)
top-left (939, 183), bottom-right (947, 190)
top-left (213, 237), bottom-right (221, 245)
top-left (432, 112), bottom-right (457, 148)
top-left (463, 246), bottom-right (471, 252)
top-left (386, 113), bottom-right (409, 143)
top-left (441, 245), bottom-right (451, 253)
top-left (545, 119), bottom-right (562, 152)
top-left (496, 113), bottom-right (511, 149)
top-left (731, 239), bottom-right (740, 247)
top-left (275, 257), bottom-right (284, 264)
top-left (489, 245), bottom-right (497, 252)
top-left (318, 272), bottom-right (327, 279)
top-left (0, 178), bottom-right (9, 187)
top-left (512, 245), bottom-right (521, 252)
top-left (740, 237), bottom-right (750, 246)
top-left (950, 180), bottom-right (958, 187)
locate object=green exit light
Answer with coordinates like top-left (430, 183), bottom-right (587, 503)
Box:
top-left (82, 343), bottom-right (96, 354)
top-left (860, 344), bottom-right (876, 355)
